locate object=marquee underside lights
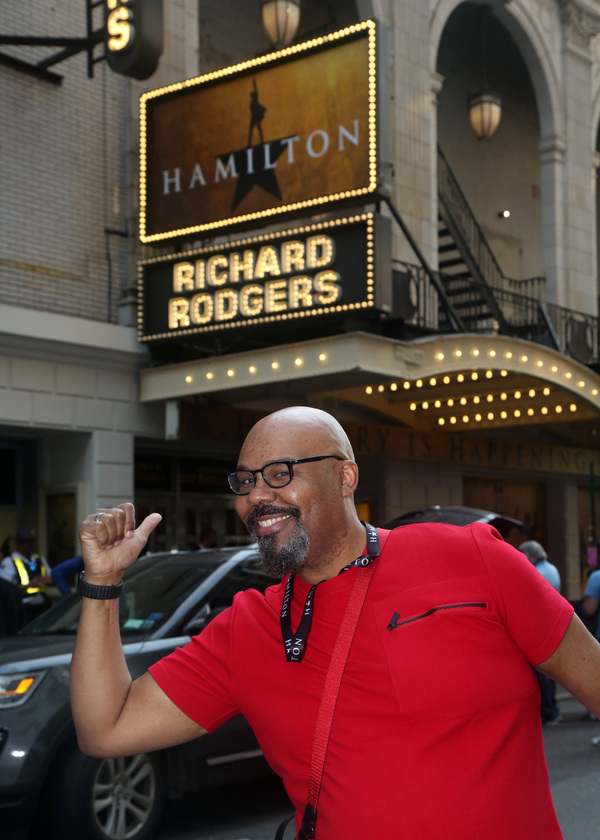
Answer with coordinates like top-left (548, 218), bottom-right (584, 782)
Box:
top-left (139, 21), bottom-right (382, 242)
top-left (140, 333), bottom-right (600, 440)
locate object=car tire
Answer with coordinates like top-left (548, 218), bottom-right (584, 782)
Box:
top-left (48, 745), bottom-right (167, 840)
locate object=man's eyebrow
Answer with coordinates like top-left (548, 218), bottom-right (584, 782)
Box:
top-left (234, 458), bottom-right (292, 471)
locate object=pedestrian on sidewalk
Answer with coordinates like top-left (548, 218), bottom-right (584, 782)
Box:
top-left (519, 540), bottom-right (563, 725)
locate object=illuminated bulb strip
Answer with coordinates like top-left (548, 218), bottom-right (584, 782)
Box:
top-left (407, 341), bottom-right (600, 406)
top-left (140, 22), bottom-right (378, 242)
top-left (138, 214), bottom-right (376, 341)
top-left (141, 21), bottom-right (374, 103)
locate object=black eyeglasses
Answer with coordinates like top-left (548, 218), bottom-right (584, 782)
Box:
top-left (227, 455), bottom-right (344, 495)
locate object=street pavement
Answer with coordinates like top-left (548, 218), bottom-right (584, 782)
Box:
top-left (544, 690), bottom-right (600, 840)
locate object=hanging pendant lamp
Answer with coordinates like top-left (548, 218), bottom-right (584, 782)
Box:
top-left (468, 6), bottom-right (502, 140)
top-left (261, 0), bottom-right (301, 48)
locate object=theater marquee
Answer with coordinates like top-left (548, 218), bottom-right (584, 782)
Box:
top-left (137, 213), bottom-right (391, 342)
top-left (139, 21), bottom-right (388, 243)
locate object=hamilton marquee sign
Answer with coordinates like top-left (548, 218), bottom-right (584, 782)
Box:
top-left (138, 213), bottom-right (391, 341)
top-left (139, 21), bottom-right (387, 243)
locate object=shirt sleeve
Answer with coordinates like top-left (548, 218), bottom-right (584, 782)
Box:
top-left (584, 570), bottom-right (600, 600)
top-left (149, 593), bottom-right (242, 732)
top-left (0, 557), bottom-right (17, 583)
top-left (50, 555), bottom-right (83, 594)
top-left (470, 524), bottom-right (574, 665)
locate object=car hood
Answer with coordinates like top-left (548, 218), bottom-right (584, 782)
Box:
top-left (0, 634), bottom-right (79, 670)
top-left (0, 634), bottom-right (151, 672)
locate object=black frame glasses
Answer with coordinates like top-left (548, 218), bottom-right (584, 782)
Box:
top-left (227, 455), bottom-right (344, 495)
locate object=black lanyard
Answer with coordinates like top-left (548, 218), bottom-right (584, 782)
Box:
top-left (279, 523), bottom-right (381, 663)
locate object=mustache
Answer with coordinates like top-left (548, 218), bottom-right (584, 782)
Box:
top-left (246, 504), bottom-right (300, 532)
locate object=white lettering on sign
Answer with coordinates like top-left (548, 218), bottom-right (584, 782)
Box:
top-left (168, 271), bottom-right (341, 329)
top-left (171, 236), bottom-right (336, 291)
top-left (161, 121), bottom-right (361, 195)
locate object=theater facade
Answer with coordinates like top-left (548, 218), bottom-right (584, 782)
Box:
top-left (0, 2), bottom-right (599, 597)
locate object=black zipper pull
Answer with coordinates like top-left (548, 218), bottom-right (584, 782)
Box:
top-left (387, 611), bottom-right (400, 630)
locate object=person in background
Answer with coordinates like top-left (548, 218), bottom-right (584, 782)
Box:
top-left (48, 554), bottom-right (85, 596)
top-left (582, 565), bottom-right (600, 742)
top-left (0, 576), bottom-right (26, 636)
top-left (197, 527), bottom-right (217, 550)
top-left (0, 526), bottom-right (51, 621)
top-left (518, 540), bottom-right (562, 725)
top-left (583, 566), bottom-right (600, 641)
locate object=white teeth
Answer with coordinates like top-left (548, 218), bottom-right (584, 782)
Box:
top-left (261, 515), bottom-right (291, 527)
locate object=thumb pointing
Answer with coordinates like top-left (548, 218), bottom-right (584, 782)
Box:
top-left (134, 513), bottom-right (162, 543)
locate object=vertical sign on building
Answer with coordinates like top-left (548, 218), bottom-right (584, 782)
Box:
top-left (105, 0), bottom-right (164, 80)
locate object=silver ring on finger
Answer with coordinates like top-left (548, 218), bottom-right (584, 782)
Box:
top-left (94, 512), bottom-right (107, 522)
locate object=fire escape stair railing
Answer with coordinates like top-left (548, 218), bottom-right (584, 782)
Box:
top-left (437, 146), bottom-right (511, 334)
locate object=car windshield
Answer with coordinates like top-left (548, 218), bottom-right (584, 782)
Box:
top-left (18, 550), bottom-right (235, 637)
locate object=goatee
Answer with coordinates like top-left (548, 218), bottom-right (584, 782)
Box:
top-left (246, 505), bottom-right (311, 578)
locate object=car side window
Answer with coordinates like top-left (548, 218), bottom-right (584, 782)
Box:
top-left (206, 558), bottom-right (278, 612)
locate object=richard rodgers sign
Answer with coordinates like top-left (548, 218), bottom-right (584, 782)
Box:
top-left (137, 214), bottom-right (391, 342)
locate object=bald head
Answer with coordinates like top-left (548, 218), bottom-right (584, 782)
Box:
top-left (235, 406), bottom-right (365, 582)
top-left (243, 406), bottom-right (355, 462)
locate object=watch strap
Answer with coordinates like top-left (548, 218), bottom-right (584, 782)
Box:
top-left (77, 571), bottom-right (123, 600)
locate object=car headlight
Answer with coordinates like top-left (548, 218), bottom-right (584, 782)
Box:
top-left (0, 670), bottom-right (48, 708)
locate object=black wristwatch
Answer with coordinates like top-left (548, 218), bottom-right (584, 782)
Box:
top-left (77, 571), bottom-right (123, 600)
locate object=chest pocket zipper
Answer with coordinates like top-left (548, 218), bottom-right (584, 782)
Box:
top-left (387, 602), bottom-right (487, 631)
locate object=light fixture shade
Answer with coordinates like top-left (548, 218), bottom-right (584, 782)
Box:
top-left (261, 0), bottom-right (301, 48)
top-left (468, 92), bottom-right (502, 140)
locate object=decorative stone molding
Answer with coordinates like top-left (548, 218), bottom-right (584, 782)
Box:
top-left (558, 0), bottom-right (600, 50)
top-left (539, 133), bottom-right (568, 164)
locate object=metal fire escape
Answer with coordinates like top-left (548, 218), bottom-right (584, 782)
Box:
top-left (392, 146), bottom-right (598, 371)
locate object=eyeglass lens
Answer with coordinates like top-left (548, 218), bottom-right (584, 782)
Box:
top-left (230, 462), bottom-right (291, 494)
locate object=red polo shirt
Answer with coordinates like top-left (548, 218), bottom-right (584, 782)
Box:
top-left (150, 523), bottom-right (573, 839)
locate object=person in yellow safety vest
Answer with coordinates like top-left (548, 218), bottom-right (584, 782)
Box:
top-left (0, 525), bottom-right (51, 621)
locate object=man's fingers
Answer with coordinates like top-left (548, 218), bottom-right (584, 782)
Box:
top-left (80, 504), bottom-right (156, 550)
top-left (82, 508), bottom-right (124, 548)
top-left (135, 513), bottom-right (163, 544)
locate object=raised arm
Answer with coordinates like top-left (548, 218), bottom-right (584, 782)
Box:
top-left (536, 613), bottom-right (600, 718)
top-left (70, 503), bottom-right (207, 758)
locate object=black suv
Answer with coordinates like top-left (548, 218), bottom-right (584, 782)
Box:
top-left (0, 546), bottom-right (277, 840)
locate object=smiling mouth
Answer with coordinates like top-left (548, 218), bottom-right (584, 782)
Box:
top-left (258, 514), bottom-right (292, 528)
top-left (247, 505), bottom-right (299, 536)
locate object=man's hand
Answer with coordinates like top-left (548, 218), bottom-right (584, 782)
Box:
top-left (78, 503), bottom-right (161, 585)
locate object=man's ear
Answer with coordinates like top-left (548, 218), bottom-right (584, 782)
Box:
top-left (340, 460), bottom-right (359, 496)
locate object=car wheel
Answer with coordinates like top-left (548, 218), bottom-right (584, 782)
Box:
top-left (49, 746), bottom-right (167, 840)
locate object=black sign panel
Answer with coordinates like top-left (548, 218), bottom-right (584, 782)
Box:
top-left (105, 0), bottom-right (163, 80)
top-left (138, 213), bottom-right (387, 343)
